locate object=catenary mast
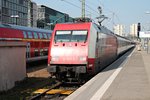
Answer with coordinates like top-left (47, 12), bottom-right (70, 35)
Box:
top-left (82, 0), bottom-right (85, 18)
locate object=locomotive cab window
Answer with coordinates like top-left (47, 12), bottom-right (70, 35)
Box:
top-left (55, 31), bottom-right (71, 42)
top-left (55, 30), bottom-right (88, 42)
top-left (72, 30), bottom-right (87, 42)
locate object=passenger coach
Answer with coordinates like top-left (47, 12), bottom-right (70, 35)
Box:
top-left (0, 24), bottom-right (52, 62)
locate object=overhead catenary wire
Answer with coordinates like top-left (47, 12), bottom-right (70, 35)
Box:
top-left (95, 0), bottom-right (123, 26)
top-left (78, 0), bottom-right (99, 14)
top-left (61, 0), bottom-right (122, 29)
top-left (61, 0), bottom-right (99, 18)
top-left (103, 5), bottom-right (122, 24)
top-left (96, 0), bottom-right (105, 9)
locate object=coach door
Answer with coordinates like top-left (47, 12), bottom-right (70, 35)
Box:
top-left (26, 42), bottom-right (30, 58)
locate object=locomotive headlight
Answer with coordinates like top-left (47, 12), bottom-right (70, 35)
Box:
top-left (51, 56), bottom-right (59, 61)
top-left (79, 56), bottom-right (86, 61)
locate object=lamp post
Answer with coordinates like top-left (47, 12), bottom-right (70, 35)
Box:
top-left (10, 15), bottom-right (19, 25)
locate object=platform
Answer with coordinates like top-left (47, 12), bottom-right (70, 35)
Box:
top-left (65, 47), bottom-right (150, 100)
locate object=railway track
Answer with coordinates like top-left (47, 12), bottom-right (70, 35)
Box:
top-left (26, 60), bottom-right (79, 100)
top-left (29, 80), bottom-right (81, 100)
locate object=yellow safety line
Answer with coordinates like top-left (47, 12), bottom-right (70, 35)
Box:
top-left (33, 89), bottom-right (49, 94)
top-left (46, 89), bottom-right (74, 95)
top-left (33, 89), bottom-right (74, 95)
top-left (61, 90), bottom-right (74, 95)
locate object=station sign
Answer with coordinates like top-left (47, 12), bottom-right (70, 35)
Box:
top-left (139, 31), bottom-right (150, 38)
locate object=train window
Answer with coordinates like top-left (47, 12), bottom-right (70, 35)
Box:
top-left (39, 33), bottom-right (43, 39)
top-left (27, 32), bottom-right (33, 38)
top-left (98, 33), bottom-right (101, 39)
top-left (43, 49), bottom-right (48, 56)
top-left (55, 31), bottom-right (71, 42)
top-left (33, 32), bottom-right (38, 39)
top-left (40, 49), bottom-right (44, 56)
top-left (72, 30), bottom-right (88, 42)
top-left (23, 31), bottom-right (27, 38)
top-left (47, 34), bottom-right (51, 39)
top-left (43, 33), bottom-right (47, 39)
top-left (34, 49), bottom-right (39, 57)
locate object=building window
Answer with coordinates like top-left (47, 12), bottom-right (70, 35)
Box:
top-left (19, 0), bottom-right (24, 4)
top-left (2, 7), bottom-right (8, 15)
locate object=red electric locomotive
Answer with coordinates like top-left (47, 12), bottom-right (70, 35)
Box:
top-left (0, 24), bottom-right (52, 62)
top-left (48, 22), bottom-right (134, 82)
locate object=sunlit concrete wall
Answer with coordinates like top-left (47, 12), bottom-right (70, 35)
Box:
top-left (0, 42), bottom-right (26, 91)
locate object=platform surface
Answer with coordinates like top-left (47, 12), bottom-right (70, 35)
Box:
top-left (65, 47), bottom-right (150, 100)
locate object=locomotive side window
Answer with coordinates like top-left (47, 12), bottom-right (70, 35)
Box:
top-left (33, 32), bottom-right (38, 39)
top-left (55, 31), bottom-right (71, 42)
top-left (72, 30), bottom-right (87, 42)
top-left (23, 31), bottom-right (27, 38)
top-left (98, 33), bottom-right (101, 39)
top-left (27, 32), bottom-right (33, 38)
top-left (96, 32), bottom-right (99, 42)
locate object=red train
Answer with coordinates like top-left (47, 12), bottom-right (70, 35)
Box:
top-left (48, 22), bottom-right (134, 82)
top-left (0, 24), bottom-right (52, 62)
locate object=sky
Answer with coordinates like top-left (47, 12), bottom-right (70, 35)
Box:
top-left (32, 0), bottom-right (150, 33)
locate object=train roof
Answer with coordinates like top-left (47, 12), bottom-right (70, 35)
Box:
top-left (115, 34), bottom-right (132, 41)
top-left (93, 23), bottom-right (132, 41)
top-left (93, 23), bottom-right (115, 35)
top-left (54, 22), bottom-right (115, 36)
top-left (0, 24), bottom-right (52, 33)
